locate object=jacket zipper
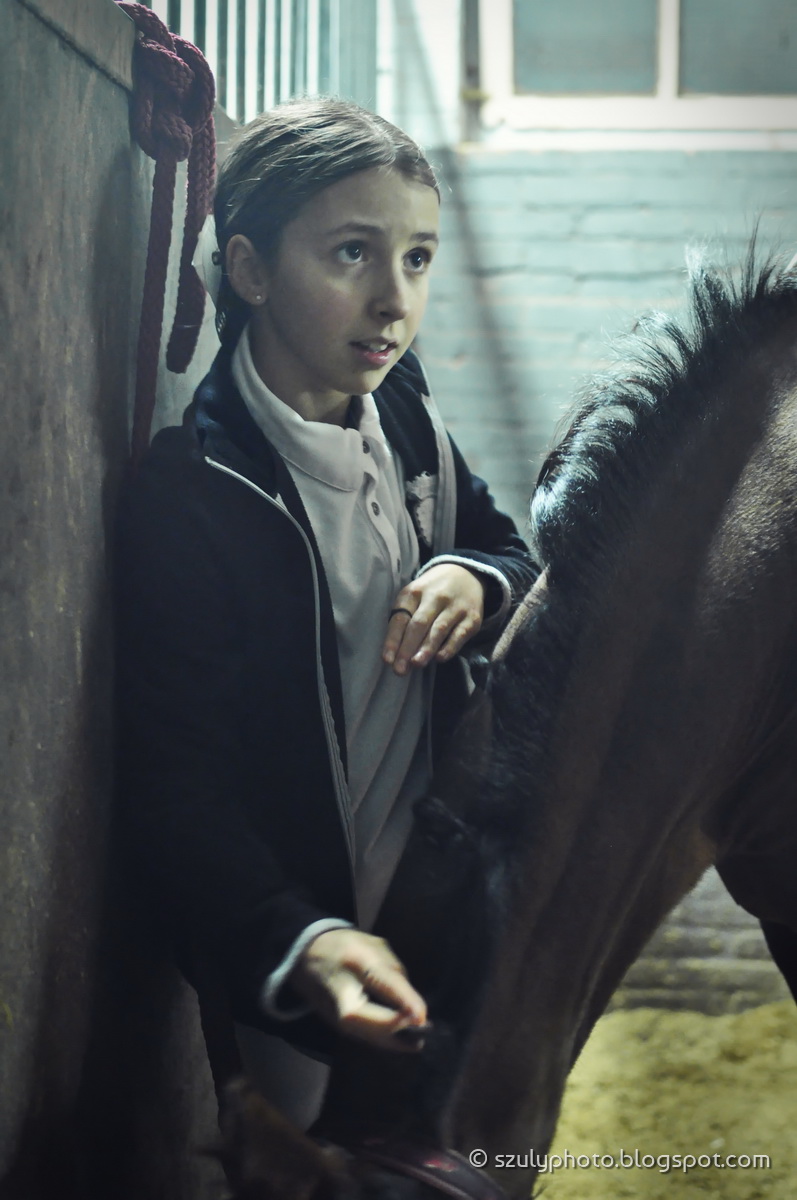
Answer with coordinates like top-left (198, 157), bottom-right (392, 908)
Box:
top-left (421, 389), bottom-right (456, 780)
top-left (204, 456), bottom-right (359, 921)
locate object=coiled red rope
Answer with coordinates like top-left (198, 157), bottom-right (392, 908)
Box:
top-left (116, 2), bottom-right (216, 467)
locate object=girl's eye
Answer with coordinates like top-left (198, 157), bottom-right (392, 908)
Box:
top-left (406, 248), bottom-right (432, 272)
top-left (337, 242), bottom-right (364, 263)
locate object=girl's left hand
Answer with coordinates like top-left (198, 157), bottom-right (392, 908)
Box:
top-left (382, 563), bottom-right (484, 676)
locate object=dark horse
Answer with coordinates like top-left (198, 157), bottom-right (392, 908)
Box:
top-left (219, 252), bottom-right (797, 1199)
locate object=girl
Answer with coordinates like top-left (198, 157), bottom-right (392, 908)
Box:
top-left (115, 97), bottom-right (538, 1129)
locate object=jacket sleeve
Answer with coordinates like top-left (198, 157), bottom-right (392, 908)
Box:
top-left (114, 467), bottom-right (341, 1021)
top-left (422, 435), bottom-right (540, 628)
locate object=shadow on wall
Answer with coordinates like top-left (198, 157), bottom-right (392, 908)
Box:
top-left (73, 153), bottom-right (220, 1200)
top-left (0, 142), bottom-right (131, 1200)
top-left (391, 0), bottom-right (541, 504)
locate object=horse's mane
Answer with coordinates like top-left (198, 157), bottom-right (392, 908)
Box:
top-left (530, 248), bottom-right (797, 585)
top-left (474, 248), bottom-right (797, 865)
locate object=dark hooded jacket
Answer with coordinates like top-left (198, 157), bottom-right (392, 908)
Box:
top-left (115, 343), bottom-right (538, 1050)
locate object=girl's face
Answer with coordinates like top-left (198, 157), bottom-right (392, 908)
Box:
top-left (238, 166), bottom-right (440, 421)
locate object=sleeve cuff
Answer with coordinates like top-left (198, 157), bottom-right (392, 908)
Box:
top-left (259, 918), bottom-right (354, 1021)
top-left (417, 555), bottom-right (512, 632)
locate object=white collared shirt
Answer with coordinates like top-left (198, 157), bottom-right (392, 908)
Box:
top-left (232, 328), bottom-right (430, 934)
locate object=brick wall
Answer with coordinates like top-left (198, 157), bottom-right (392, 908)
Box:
top-left (421, 147), bottom-right (797, 527)
top-left (612, 873), bottom-right (789, 1015)
top-left (420, 146), bottom-right (797, 1013)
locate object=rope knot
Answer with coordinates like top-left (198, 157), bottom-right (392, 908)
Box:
top-left (115, 1), bottom-right (217, 465)
top-left (120, 5), bottom-right (213, 161)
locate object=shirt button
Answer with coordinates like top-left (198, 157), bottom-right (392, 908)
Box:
top-left (371, 501), bottom-right (380, 516)
top-left (362, 439), bottom-right (370, 453)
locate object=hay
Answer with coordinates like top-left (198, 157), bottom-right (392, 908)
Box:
top-left (540, 1001), bottom-right (797, 1199)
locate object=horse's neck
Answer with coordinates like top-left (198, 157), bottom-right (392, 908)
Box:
top-left (442, 374), bottom-right (797, 1183)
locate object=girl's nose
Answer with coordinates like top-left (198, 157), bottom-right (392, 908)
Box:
top-left (374, 266), bottom-right (411, 321)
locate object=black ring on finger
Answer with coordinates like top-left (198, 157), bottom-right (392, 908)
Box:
top-left (389, 607), bottom-right (414, 620)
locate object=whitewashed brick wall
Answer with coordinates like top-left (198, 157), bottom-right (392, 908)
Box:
top-left (420, 146), bottom-right (797, 1012)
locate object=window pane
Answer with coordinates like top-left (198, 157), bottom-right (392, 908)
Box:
top-left (681, 0), bottom-right (797, 95)
top-left (513, 0), bottom-right (657, 95)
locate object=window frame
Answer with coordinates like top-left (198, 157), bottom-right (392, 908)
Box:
top-left (479, 0), bottom-right (797, 132)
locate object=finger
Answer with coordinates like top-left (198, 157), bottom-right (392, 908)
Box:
top-left (408, 609), bottom-right (463, 668)
top-left (407, 601), bottom-right (485, 669)
top-left (328, 937), bottom-right (426, 1021)
top-left (391, 616), bottom-right (433, 673)
top-left (383, 585), bottom-right (427, 664)
top-left (434, 612), bottom-right (483, 663)
top-left (392, 1022), bottom-right (433, 1048)
top-left (335, 982), bottom-right (411, 1029)
top-left (351, 935), bottom-right (407, 976)
top-left (390, 599), bottom-right (448, 674)
top-left (340, 1002), bottom-right (427, 1053)
top-left (333, 976), bottom-right (427, 1053)
top-left (382, 607), bottom-right (415, 665)
top-left (358, 963), bottom-right (428, 1024)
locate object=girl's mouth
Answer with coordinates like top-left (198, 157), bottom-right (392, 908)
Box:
top-left (351, 339), bottom-right (398, 368)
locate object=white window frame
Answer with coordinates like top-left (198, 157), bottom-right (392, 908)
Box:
top-left (479, 0), bottom-right (797, 132)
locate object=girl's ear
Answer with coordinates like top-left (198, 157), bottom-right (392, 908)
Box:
top-left (226, 234), bottom-right (269, 306)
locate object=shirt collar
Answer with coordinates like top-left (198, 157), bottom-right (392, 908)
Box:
top-left (231, 325), bottom-right (388, 491)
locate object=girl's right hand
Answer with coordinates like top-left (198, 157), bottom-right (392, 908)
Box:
top-left (289, 928), bottom-right (428, 1052)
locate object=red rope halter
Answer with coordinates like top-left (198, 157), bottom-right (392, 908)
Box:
top-left (115, 2), bottom-right (216, 467)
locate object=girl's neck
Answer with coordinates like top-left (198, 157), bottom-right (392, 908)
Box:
top-left (248, 321), bottom-right (352, 426)
top-left (275, 389), bottom-right (352, 426)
